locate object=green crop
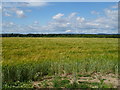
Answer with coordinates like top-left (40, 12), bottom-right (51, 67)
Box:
top-left (2, 37), bottom-right (118, 87)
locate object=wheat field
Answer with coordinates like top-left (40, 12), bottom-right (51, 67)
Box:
top-left (2, 37), bottom-right (118, 88)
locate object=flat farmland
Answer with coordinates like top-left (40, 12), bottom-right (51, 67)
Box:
top-left (2, 38), bottom-right (118, 88)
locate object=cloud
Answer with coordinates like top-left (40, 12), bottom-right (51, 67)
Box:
top-left (65, 30), bottom-right (72, 33)
top-left (0, 6), bottom-right (2, 12)
top-left (91, 11), bottom-right (100, 15)
top-left (76, 17), bottom-right (85, 22)
top-left (16, 10), bottom-right (25, 18)
top-left (2, 1), bottom-right (48, 7)
top-left (3, 7), bottom-right (27, 18)
top-left (2, 22), bottom-right (15, 28)
top-left (3, 0), bottom-right (45, 2)
top-left (2, 1), bottom-right (48, 18)
top-left (4, 12), bottom-right (12, 17)
top-left (53, 13), bottom-right (64, 20)
top-left (25, 2), bottom-right (47, 7)
top-left (104, 9), bottom-right (118, 20)
top-left (2, 4), bottom-right (118, 34)
top-left (50, 6), bottom-right (117, 34)
top-left (34, 21), bottom-right (39, 24)
top-left (111, 4), bottom-right (118, 9)
top-left (68, 12), bottom-right (77, 19)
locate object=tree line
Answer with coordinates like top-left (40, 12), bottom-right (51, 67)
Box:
top-left (1, 33), bottom-right (120, 38)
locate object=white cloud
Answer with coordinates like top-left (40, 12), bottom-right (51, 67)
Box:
top-left (86, 23), bottom-right (99, 26)
top-left (16, 10), bottom-right (25, 18)
top-left (91, 11), bottom-right (100, 15)
top-left (3, 0), bottom-right (45, 2)
top-left (65, 30), bottom-right (72, 33)
top-left (53, 13), bottom-right (64, 20)
top-left (34, 21), bottom-right (39, 24)
top-left (3, 7), bottom-right (27, 18)
top-left (2, 4), bottom-right (118, 34)
top-left (25, 2), bottom-right (47, 7)
top-left (104, 9), bottom-right (118, 20)
top-left (2, 1), bottom-right (48, 7)
top-left (68, 12), bottom-right (77, 19)
top-left (4, 12), bottom-right (12, 17)
top-left (76, 17), bottom-right (85, 22)
top-left (111, 4), bottom-right (118, 9)
top-left (2, 1), bottom-right (48, 18)
top-left (0, 6), bottom-right (2, 12)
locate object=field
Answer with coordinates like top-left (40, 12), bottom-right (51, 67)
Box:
top-left (2, 37), bottom-right (118, 88)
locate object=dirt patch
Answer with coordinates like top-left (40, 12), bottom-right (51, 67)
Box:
top-left (32, 73), bottom-right (118, 88)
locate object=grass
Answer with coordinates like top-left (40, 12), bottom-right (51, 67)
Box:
top-left (3, 81), bottom-right (33, 88)
top-left (2, 37), bottom-right (118, 88)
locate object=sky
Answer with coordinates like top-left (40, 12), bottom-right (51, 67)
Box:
top-left (2, 2), bottom-right (118, 34)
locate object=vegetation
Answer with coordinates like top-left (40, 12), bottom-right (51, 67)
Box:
top-left (2, 37), bottom-right (118, 88)
top-left (1, 33), bottom-right (120, 38)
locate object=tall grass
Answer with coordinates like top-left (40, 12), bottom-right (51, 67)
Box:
top-left (2, 38), bottom-right (118, 82)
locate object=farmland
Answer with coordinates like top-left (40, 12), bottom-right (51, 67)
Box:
top-left (2, 37), bottom-right (118, 88)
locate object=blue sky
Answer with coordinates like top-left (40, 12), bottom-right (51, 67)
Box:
top-left (2, 2), bottom-right (118, 34)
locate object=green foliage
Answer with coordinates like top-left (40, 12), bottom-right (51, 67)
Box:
top-left (66, 82), bottom-right (90, 88)
top-left (3, 81), bottom-right (33, 88)
top-left (2, 34), bottom-right (120, 38)
top-left (53, 79), bottom-right (70, 88)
